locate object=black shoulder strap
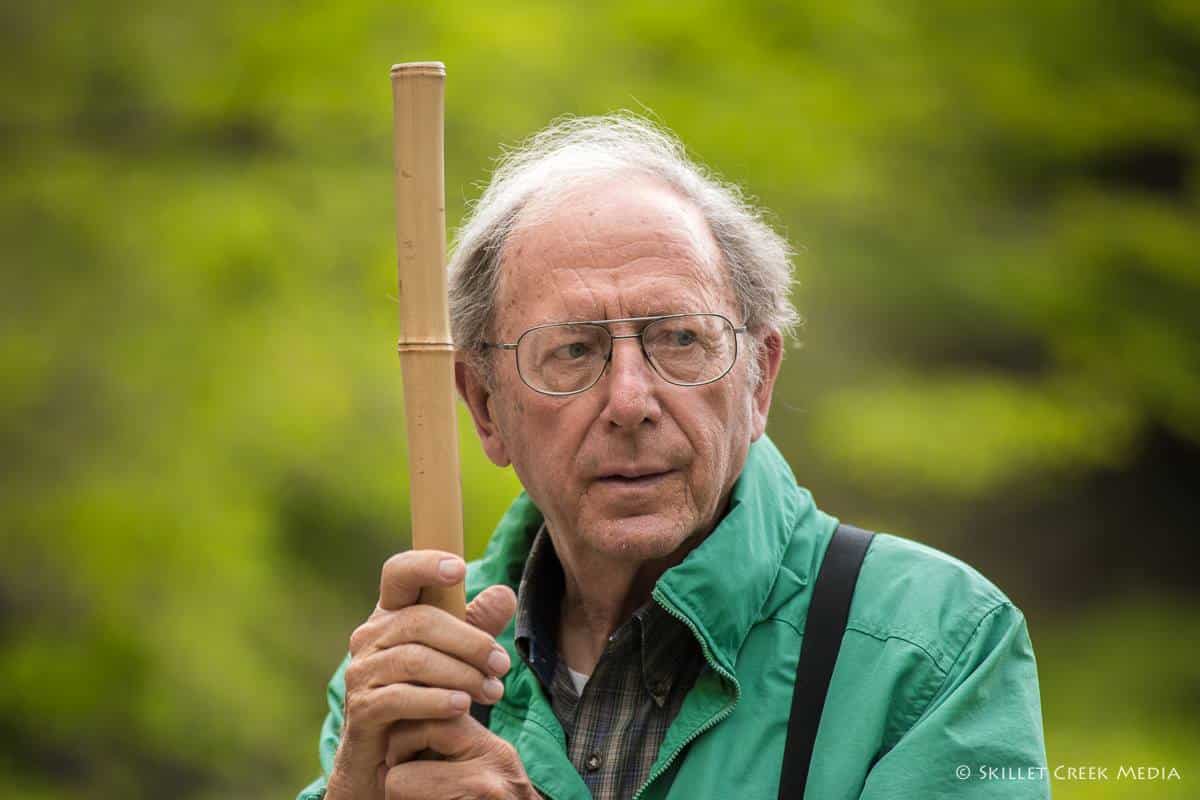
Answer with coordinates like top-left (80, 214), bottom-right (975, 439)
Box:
top-left (778, 523), bottom-right (875, 800)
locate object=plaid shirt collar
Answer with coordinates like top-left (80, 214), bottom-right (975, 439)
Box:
top-left (513, 522), bottom-right (688, 707)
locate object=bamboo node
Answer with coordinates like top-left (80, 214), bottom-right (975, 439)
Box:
top-left (397, 339), bottom-right (455, 354)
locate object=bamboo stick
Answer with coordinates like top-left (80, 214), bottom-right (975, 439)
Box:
top-left (390, 61), bottom-right (466, 619)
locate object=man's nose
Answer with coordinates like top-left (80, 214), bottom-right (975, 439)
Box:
top-left (599, 337), bottom-right (662, 429)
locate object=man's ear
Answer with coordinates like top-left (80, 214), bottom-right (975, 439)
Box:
top-left (455, 355), bottom-right (511, 467)
top-left (749, 330), bottom-right (784, 442)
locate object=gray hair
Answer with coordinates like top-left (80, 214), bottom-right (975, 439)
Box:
top-left (448, 113), bottom-right (801, 387)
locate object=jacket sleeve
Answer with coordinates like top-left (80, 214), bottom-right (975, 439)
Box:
top-left (859, 602), bottom-right (1050, 798)
top-left (296, 655), bottom-right (351, 800)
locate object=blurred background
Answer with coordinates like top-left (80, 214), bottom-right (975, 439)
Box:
top-left (2, 1), bottom-right (1197, 798)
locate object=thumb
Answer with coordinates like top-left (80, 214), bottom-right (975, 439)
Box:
top-left (465, 584), bottom-right (518, 638)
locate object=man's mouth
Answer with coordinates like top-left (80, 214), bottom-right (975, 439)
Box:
top-left (595, 470), bottom-right (674, 488)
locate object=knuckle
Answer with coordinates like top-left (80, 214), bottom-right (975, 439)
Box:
top-left (390, 609), bottom-right (419, 643)
top-left (343, 658), bottom-right (365, 690)
top-left (379, 552), bottom-right (412, 588)
top-left (348, 622), bottom-right (374, 654)
top-left (472, 774), bottom-right (508, 800)
top-left (381, 550), bottom-right (407, 575)
top-left (343, 690), bottom-right (372, 722)
top-left (383, 549), bottom-right (424, 581)
top-left (396, 644), bottom-right (430, 677)
top-left (490, 735), bottom-right (519, 765)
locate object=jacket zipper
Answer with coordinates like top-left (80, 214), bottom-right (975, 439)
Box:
top-left (631, 588), bottom-right (741, 800)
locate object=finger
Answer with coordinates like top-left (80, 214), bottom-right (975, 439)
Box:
top-left (346, 683), bottom-right (472, 732)
top-left (353, 643), bottom-right (505, 705)
top-left (385, 715), bottom-right (484, 767)
top-left (378, 550), bottom-right (466, 611)
top-left (351, 605), bottom-right (509, 677)
top-left (385, 757), bottom-right (512, 800)
top-left (465, 584), bottom-right (518, 639)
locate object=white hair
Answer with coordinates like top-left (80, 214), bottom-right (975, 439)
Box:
top-left (448, 113), bottom-right (801, 386)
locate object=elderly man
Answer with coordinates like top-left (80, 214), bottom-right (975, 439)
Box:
top-left (297, 116), bottom-right (1048, 800)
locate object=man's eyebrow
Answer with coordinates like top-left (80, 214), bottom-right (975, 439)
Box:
top-left (559, 310), bottom-right (698, 324)
top-left (624, 304), bottom-right (703, 317)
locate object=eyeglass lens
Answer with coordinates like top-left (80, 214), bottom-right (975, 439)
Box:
top-left (515, 314), bottom-right (736, 394)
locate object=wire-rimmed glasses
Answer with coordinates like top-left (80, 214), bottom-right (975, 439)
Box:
top-left (481, 313), bottom-right (747, 396)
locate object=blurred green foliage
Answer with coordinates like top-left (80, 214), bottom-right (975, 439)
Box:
top-left (1, 1), bottom-right (1196, 797)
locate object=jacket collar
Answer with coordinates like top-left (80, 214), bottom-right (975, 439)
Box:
top-left (467, 434), bottom-right (820, 677)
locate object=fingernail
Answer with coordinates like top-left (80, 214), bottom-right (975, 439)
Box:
top-left (487, 648), bottom-right (511, 676)
top-left (438, 558), bottom-right (464, 580)
top-left (449, 691), bottom-right (471, 711)
top-left (483, 677), bottom-right (504, 700)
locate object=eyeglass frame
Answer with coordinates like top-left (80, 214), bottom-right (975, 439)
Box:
top-left (480, 312), bottom-right (749, 397)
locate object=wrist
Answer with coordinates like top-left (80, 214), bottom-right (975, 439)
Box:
top-left (325, 741), bottom-right (376, 800)
top-left (322, 770), bottom-right (358, 800)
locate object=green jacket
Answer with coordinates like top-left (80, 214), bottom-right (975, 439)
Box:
top-left (298, 435), bottom-right (1049, 799)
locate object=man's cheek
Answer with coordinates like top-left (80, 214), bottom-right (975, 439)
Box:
top-left (578, 452), bottom-right (601, 477)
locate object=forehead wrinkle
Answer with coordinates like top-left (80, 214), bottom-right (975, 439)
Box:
top-left (547, 263), bottom-right (725, 323)
top-left (553, 265), bottom-right (604, 323)
top-left (495, 176), bottom-right (736, 335)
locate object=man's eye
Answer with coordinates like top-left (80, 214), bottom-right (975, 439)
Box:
top-left (554, 342), bottom-right (593, 360)
top-left (669, 330), bottom-right (698, 347)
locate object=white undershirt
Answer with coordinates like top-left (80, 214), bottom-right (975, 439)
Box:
top-left (566, 665), bottom-right (590, 695)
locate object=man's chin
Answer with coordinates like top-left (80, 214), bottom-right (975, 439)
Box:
top-left (578, 512), bottom-right (693, 561)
